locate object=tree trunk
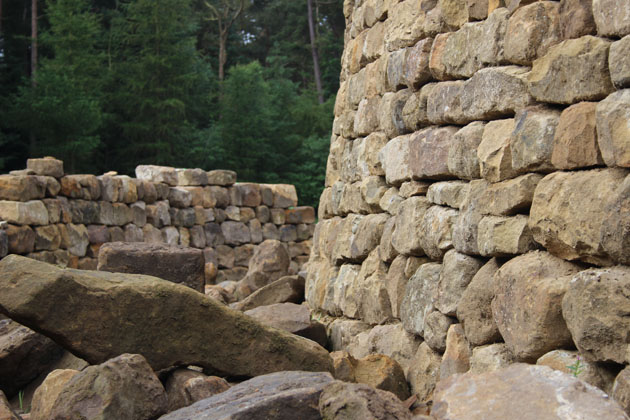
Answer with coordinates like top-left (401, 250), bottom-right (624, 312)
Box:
top-left (218, 28), bottom-right (227, 82)
top-left (307, 0), bottom-right (324, 104)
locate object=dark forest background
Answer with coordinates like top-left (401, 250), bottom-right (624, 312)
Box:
top-left (0, 0), bottom-right (344, 207)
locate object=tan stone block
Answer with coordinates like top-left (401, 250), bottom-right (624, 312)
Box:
top-left (552, 102), bottom-right (603, 169)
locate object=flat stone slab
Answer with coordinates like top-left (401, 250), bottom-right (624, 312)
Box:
top-left (0, 255), bottom-right (332, 377)
top-left (159, 371), bottom-right (334, 420)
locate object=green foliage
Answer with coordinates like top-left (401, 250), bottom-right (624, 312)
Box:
top-left (567, 356), bottom-right (585, 378)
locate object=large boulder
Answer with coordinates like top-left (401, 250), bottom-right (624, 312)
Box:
top-left (32, 354), bottom-right (167, 420)
top-left (0, 319), bottom-right (64, 398)
top-left (97, 242), bottom-right (205, 292)
top-left (562, 266), bottom-right (630, 364)
top-left (160, 371), bottom-right (334, 420)
top-left (0, 255), bottom-right (332, 376)
top-left (432, 364), bottom-right (629, 420)
top-left (318, 381), bottom-right (413, 420)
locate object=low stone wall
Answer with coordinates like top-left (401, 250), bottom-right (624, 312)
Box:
top-left (307, 0), bottom-right (630, 405)
top-left (0, 158), bottom-right (315, 284)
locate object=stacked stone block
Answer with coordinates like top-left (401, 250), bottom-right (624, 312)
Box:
top-left (0, 158), bottom-right (315, 284)
top-left (308, 0), bottom-right (630, 408)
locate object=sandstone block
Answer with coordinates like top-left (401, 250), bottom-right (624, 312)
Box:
top-left (391, 196), bottom-right (432, 256)
top-left (387, 48), bottom-right (407, 91)
top-left (285, 206), bottom-right (315, 224)
top-left (221, 221), bottom-right (250, 246)
top-left (407, 342), bottom-right (442, 403)
top-left (384, 0), bottom-right (426, 51)
top-left (34, 225), bottom-right (60, 251)
top-left (402, 83), bottom-right (435, 132)
top-left (401, 262), bottom-right (442, 336)
top-left (409, 126), bottom-right (458, 180)
top-left (440, 324), bottom-right (471, 380)
top-left (469, 343), bottom-right (515, 374)
top-left (504, 2), bottom-right (560, 65)
top-left (354, 97), bottom-right (380, 136)
top-left (478, 118), bottom-right (518, 183)
top-left (360, 176), bottom-right (387, 211)
top-left (510, 106), bottom-right (560, 174)
top-left (529, 168), bottom-right (628, 265)
top-left (59, 175), bottom-right (101, 200)
top-left (0, 255), bottom-right (332, 376)
top-left (551, 102), bottom-right (603, 169)
top-left (136, 165), bottom-right (177, 185)
top-left (423, 311), bottom-right (455, 352)
top-left (492, 251), bottom-right (582, 361)
top-left (164, 368), bottom-right (230, 412)
top-left (593, 0), bottom-right (630, 37)
top-left (610, 36), bottom-right (630, 89)
top-left (404, 38), bottom-right (433, 89)
top-left (429, 33), bottom-right (452, 81)
top-left (0, 200), bottom-right (49, 225)
top-left (0, 176), bottom-right (46, 201)
top-left (435, 250), bottom-right (483, 316)
top-left (432, 364), bottom-right (629, 420)
top-left (597, 89), bottom-right (630, 168)
top-left (558, 0), bottom-right (596, 39)
top-left (440, 8), bottom-right (509, 78)
top-left (479, 173), bottom-right (542, 215)
top-left (27, 157), bottom-right (64, 178)
top-left (477, 215), bottom-right (537, 256)
top-left (379, 90), bottom-right (411, 139)
top-left (418, 205), bottom-right (459, 260)
top-left (319, 381), bottom-right (412, 420)
top-left (528, 35), bottom-right (614, 104)
top-left (452, 179), bottom-right (489, 255)
top-left (537, 350), bottom-right (616, 393)
top-left (427, 181), bottom-right (469, 209)
top-left (447, 122), bottom-right (484, 180)
top-left (30, 369), bottom-right (80, 420)
top-left (206, 169), bottom-right (236, 186)
top-left (563, 266), bottom-right (630, 364)
top-left (59, 223), bottom-right (89, 257)
top-left (613, 367), bottom-right (630, 416)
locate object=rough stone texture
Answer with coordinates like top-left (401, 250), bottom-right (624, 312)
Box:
top-left (601, 173), bottom-right (630, 266)
top-left (423, 311), bottom-right (454, 352)
top-left (164, 368), bottom-right (230, 412)
top-left (435, 250), bottom-right (484, 316)
top-left (469, 344), bottom-right (515, 374)
top-left (510, 107), bottom-right (560, 174)
top-left (528, 35), bottom-right (614, 104)
top-left (592, 0), bottom-right (630, 37)
top-left (0, 255), bottom-right (332, 376)
top-left (613, 367), bottom-right (630, 416)
top-left (407, 342), bottom-right (442, 403)
top-left (231, 275), bottom-right (304, 311)
top-left (38, 354), bottom-right (167, 420)
top-left (417, 205), bottom-right (459, 260)
top-left (401, 262), bottom-right (442, 336)
top-left (610, 37), bottom-right (630, 90)
top-left (529, 168), bottom-right (628, 265)
top-left (440, 324), bottom-right (471, 380)
top-left (596, 89), bottom-right (630, 168)
top-left (0, 201), bottom-right (49, 226)
top-left (448, 122), bottom-right (484, 180)
top-left (136, 165), bottom-right (178, 185)
top-left (0, 319), bottom-right (64, 398)
top-left (391, 196), bottom-right (432, 256)
top-left (477, 119), bottom-right (518, 183)
top-left (97, 242), bottom-right (205, 292)
top-left (504, 2), bottom-right (560, 66)
top-left (244, 303), bottom-right (327, 348)
top-left (427, 181), bottom-right (469, 209)
top-left (557, 0), bottom-right (596, 39)
top-left (551, 102), bottom-right (603, 169)
top-left (492, 251), bottom-right (582, 362)
top-left (452, 179), bottom-right (489, 255)
top-left (404, 38), bottom-right (433, 89)
top-left (457, 258), bottom-right (502, 346)
top-left (477, 215), bottom-right (537, 257)
top-left (27, 157), bottom-right (64, 178)
top-left (562, 266), bottom-right (630, 364)
top-left (352, 354), bottom-right (411, 401)
top-left (479, 173), bottom-right (542, 216)
top-left (0, 175), bottom-right (46, 201)
top-left (160, 371), bottom-right (333, 420)
top-left (537, 350), bottom-right (616, 393)
top-left (432, 364), bottom-right (629, 420)
top-left (319, 381), bottom-right (412, 420)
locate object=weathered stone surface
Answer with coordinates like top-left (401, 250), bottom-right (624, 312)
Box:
top-left (601, 174), bottom-right (630, 265)
top-left (435, 250), bottom-right (484, 316)
top-left (97, 242), bottom-right (205, 292)
top-left (391, 196), bottom-right (432, 256)
top-left (401, 262), bottom-right (442, 336)
top-left (558, 0), bottom-right (596, 39)
top-left (136, 165), bottom-right (177, 185)
top-left (510, 107), bottom-right (560, 174)
top-left (26, 157), bottom-right (63, 178)
top-left (478, 118), bottom-right (518, 183)
top-left (232, 275), bottom-right (304, 312)
top-left (319, 381), bottom-right (412, 420)
top-left (350, 213), bottom-right (388, 262)
top-left (162, 371), bottom-right (333, 420)
top-left (505, 2), bottom-right (560, 66)
top-left (38, 354), bottom-right (167, 420)
top-left (246, 239), bottom-right (290, 280)
top-left (60, 175), bottom-right (101, 200)
top-left (528, 35), bottom-right (614, 104)
top-left (379, 215), bottom-right (398, 263)
top-left (441, 8), bottom-right (509, 79)
top-left (410, 126), bottom-right (458, 180)
top-left (244, 303), bottom-right (327, 348)
top-left (613, 367), bottom-right (630, 416)
top-left (477, 215), bottom-right (537, 256)
top-left (407, 342), bottom-right (442, 403)
top-left (537, 350), bottom-right (616, 393)
top-left (404, 38), bottom-right (433, 90)
top-left (164, 368), bottom-right (230, 412)
top-left (610, 36), bottom-right (630, 89)
top-left (418, 205), bottom-right (458, 260)
top-left (387, 49), bottom-right (407, 91)
top-left (0, 175), bottom-right (46, 201)
top-left (402, 83), bottom-right (435, 132)
top-left (448, 122), bottom-right (484, 180)
top-left (34, 224), bottom-right (61, 251)
top-left (452, 179), bottom-right (488, 255)
top-left (384, 0), bottom-right (426, 52)
top-left (6, 224), bottom-right (35, 254)
top-left (205, 169), bottom-right (236, 186)
top-left (492, 251), bottom-right (581, 362)
top-left (59, 223), bottom-right (89, 257)
top-left (379, 90), bottom-right (412, 139)
top-left (427, 181), bottom-right (469, 209)
top-left (593, 0), bottom-right (630, 37)
top-left (432, 364), bottom-right (629, 420)
top-left (175, 168), bottom-right (207, 186)
top-left (354, 98), bottom-right (380, 136)
top-left (469, 343), bottom-right (515, 374)
top-left (529, 168), bottom-right (628, 265)
top-left (0, 319), bottom-right (64, 398)
top-left (221, 221), bottom-right (251, 246)
top-left (562, 266), bottom-right (630, 364)
top-left (457, 258), bottom-right (501, 346)
top-left (0, 200), bottom-right (49, 225)
top-left (0, 255), bottom-right (332, 376)
top-left (440, 324), bottom-right (471, 380)
top-left (30, 369), bottom-right (80, 420)
top-left (0, 231), bottom-right (7, 258)
top-left (360, 176), bottom-right (387, 211)
top-left (479, 174), bottom-right (542, 216)
top-left (380, 135), bottom-right (413, 186)
top-left (352, 354), bottom-right (411, 401)
top-left (597, 89), bottom-right (630, 168)
top-left (0, 392), bottom-right (19, 420)
top-left (285, 207), bottom-right (315, 224)
top-left (423, 311), bottom-right (454, 352)
top-left (551, 102), bottom-right (603, 169)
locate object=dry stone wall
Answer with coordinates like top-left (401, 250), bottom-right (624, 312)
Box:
top-left (0, 158), bottom-right (315, 284)
top-left (307, 0), bottom-right (630, 406)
